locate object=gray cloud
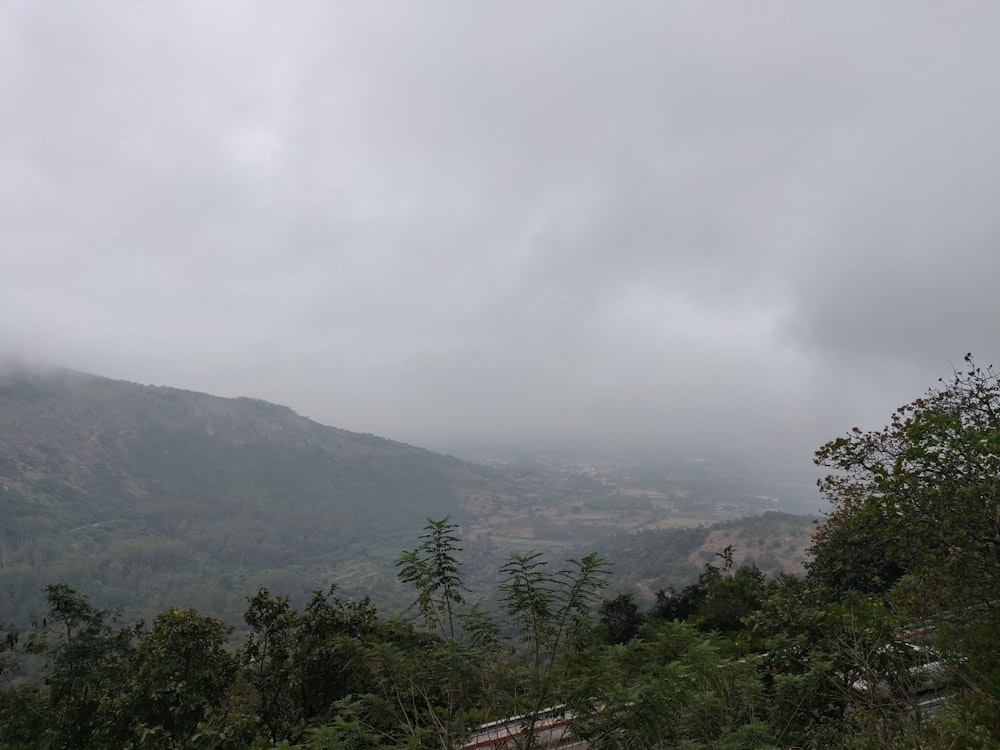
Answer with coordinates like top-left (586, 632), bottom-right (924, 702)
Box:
top-left (3, 1), bottom-right (1000, 475)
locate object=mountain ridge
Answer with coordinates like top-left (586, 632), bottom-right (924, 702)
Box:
top-left (0, 364), bottom-right (507, 625)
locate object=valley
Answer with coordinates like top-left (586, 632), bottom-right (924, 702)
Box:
top-left (0, 365), bottom-right (818, 630)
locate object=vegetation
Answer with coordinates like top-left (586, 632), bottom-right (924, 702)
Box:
top-left (0, 366), bottom-right (814, 632)
top-left (0, 366), bottom-right (512, 627)
top-left (2, 359), bottom-right (999, 747)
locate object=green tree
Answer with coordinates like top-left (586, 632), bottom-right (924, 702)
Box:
top-left (106, 607), bottom-right (237, 748)
top-left (25, 584), bottom-right (137, 749)
top-left (598, 593), bottom-right (643, 645)
top-left (814, 354), bottom-right (1000, 613)
top-left (747, 575), bottom-right (916, 749)
top-left (806, 505), bottom-right (904, 595)
top-left (396, 517), bottom-right (467, 641)
top-left (392, 520), bottom-right (610, 749)
top-left (393, 519), bottom-right (509, 750)
top-left (241, 585), bottom-right (381, 745)
top-left (293, 586), bottom-right (379, 723)
top-left (652, 547), bottom-right (767, 634)
top-left (242, 587), bottom-right (300, 743)
top-left (498, 551), bottom-right (609, 749)
top-left (812, 355), bottom-right (1000, 745)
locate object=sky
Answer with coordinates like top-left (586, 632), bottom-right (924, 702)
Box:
top-left (3, 2), bottom-right (1000, 471)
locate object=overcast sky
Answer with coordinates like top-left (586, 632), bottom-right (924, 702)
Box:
top-left (3, 2), bottom-right (1000, 469)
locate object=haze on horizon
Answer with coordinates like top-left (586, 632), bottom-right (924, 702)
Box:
top-left (3, 2), bottom-right (1000, 472)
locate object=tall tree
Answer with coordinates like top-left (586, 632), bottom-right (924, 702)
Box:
top-left (396, 517), bottom-right (467, 641)
top-left (813, 355), bottom-right (1000, 740)
top-left (394, 518), bottom-right (501, 750)
top-left (814, 354), bottom-right (1000, 612)
top-left (25, 584), bottom-right (137, 749)
top-left (499, 551), bottom-right (609, 749)
top-left (241, 588), bottom-right (301, 743)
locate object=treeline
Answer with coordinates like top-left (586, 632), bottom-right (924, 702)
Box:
top-left (1, 523), bottom-right (996, 749)
top-left (3, 358), bottom-right (1000, 748)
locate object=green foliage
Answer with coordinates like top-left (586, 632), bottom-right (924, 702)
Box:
top-left (652, 548), bottom-right (768, 634)
top-left (0, 626), bottom-right (16, 684)
top-left (496, 550), bottom-right (609, 749)
top-left (9, 401), bottom-right (1000, 750)
top-left (9, 587), bottom-right (249, 749)
top-left (803, 356), bottom-right (1000, 746)
top-left (573, 620), bottom-right (776, 750)
top-left (105, 607), bottom-right (237, 748)
top-left (598, 593), bottom-right (644, 645)
top-left (240, 585), bottom-right (382, 745)
top-left (396, 517), bottom-right (467, 640)
top-left (499, 551), bottom-right (609, 671)
top-left (806, 503), bottom-right (904, 594)
top-left (0, 368), bottom-right (498, 629)
top-left (814, 354), bottom-right (1000, 612)
top-left (242, 587), bottom-right (300, 742)
top-left (394, 518), bottom-right (506, 749)
top-left (24, 583), bottom-right (138, 749)
top-left (393, 520), bottom-right (612, 748)
top-left (811, 356), bottom-right (1000, 741)
top-left (0, 684), bottom-right (49, 750)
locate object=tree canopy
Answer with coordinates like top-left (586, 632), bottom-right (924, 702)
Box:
top-left (814, 354), bottom-right (1000, 612)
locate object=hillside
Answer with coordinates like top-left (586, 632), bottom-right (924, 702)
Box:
top-left (593, 511), bottom-right (816, 599)
top-left (0, 365), bottom-right (508, 626)
top-left (0, 364), bottom-right (819, 630)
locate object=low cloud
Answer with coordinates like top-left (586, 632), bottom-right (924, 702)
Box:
top-left (3, 2), bottom-right (999, 475)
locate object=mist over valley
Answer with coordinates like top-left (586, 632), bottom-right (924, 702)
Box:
top-left (0, 363), bottom-right (817, 629)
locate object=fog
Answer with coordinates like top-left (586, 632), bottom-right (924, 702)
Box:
top-left (3, 2), bottom-right (1000, 471)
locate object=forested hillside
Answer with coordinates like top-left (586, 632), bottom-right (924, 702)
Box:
top-left (1, 358), bottom-right (999, 748)
top-left (0, 366), bottom-right (508, 625)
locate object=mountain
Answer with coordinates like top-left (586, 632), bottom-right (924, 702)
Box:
top-left (0, 364), bottom-right (820, 631)
top-left (0, 365), bottom-right (507, 626)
